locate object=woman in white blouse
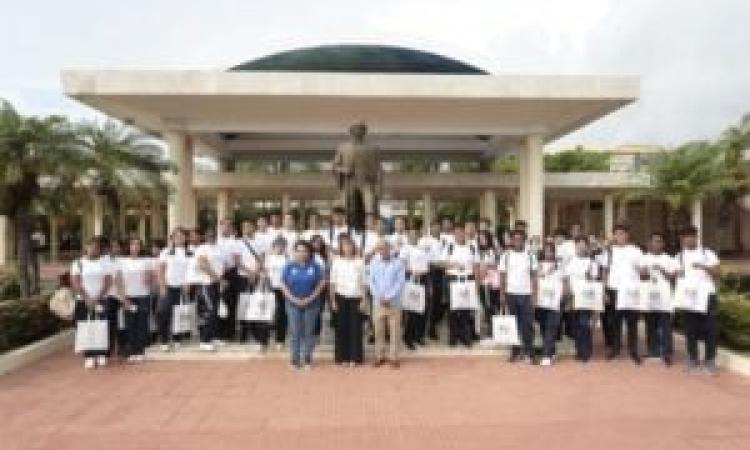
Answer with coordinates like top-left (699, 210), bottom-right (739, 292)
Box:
top-left (265, 237), bottom-right (290, 350)
top-left (156, 228), bottom-right (192, 351)
top-left (115, 238), bottom-right (154, 362)
top-left (71, 237), bottom-right (113, 369)
top-left (329, 235), bottom-right (366, 366)
top-left (564, 237), bottom-right (600, 363)
top-left (536, 242), bottom-right (564, 366)
top-left (187, 229), bottom-right (225, 352)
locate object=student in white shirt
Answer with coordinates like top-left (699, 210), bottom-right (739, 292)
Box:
top-left (564, 237), bottom-right (600, 362)
top-left (71, 237), bottom-right (113, 369)
top-left (156, 227), bottom-right (192, 351)
top-left (600, 224), bottom-right (644, 364)
top-left (476, 230), bottom-right (500, 337)
top-left (443, 225), bottom-right (479, 347)
top-left (101, 238), bottom-right (129, 358)
top-left (400, 229), bottom-right (431, 349)
top-left (116, 238), bottom-right (154, 362)
top-left (677, 226), bottom-right (721, 375)
top-left (554, 227), bottom-right (578, 342)
top-left (358, 213), bottom-right (380, 260)
top-left (641, 232), bottom-right (679, 366)
top-left (216, 218), bottom-right (245, 341)
top-left (420, 221), bottom-right (447, 341)
top-left (310, 234), bottom-right (331, 337)
top-left (536, 242), bottom-right (565, 366)
top-left (388, 216), bottom-right (408, 253)
top-left (498, 228), bottom-right (538, 363)
top-left (439, 217), bottom-right (455, 246)
top-left (301, 212), bottom-right (326, 243)
top-left (329, 235), bottom-right (366, 366)
top-left (280, 213), bottom-right (300, 253)
top-left (264, 237), bottom-right (290, 349)
top-left (187, 229), bottom-right (225, 352)
top-left (254, 216), bottom-right (272, 256)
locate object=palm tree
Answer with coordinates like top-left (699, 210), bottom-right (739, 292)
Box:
top-left (0, 99), bottom-right (85, 296)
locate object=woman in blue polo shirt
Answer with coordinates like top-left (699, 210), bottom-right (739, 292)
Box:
top-left (281, 240), bottom-right (326, 370)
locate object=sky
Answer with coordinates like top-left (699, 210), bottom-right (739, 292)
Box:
top-left (2, 0), bottom-right (749, 149)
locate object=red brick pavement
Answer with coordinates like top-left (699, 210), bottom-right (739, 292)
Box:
top-left (1, 351), bottom-right (749, 450)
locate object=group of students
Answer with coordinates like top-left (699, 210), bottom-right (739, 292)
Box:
top-left (70, 207), bottom-right (720, 374)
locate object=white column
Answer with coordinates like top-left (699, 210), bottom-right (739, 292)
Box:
top-left (49, 216), bottom-right (59, 262)
top-left (281, 193), bottom-right (291, 216)
top-left (217, 189), bottom-right (231, 223)
top-left (482, 189), bottom-right (497, 230)
top-left (165, 132), bottom-right (196, 231)
top-left (519, 135), bottom-right (545, 238)
top-left (549, 200), bottom-right (561, 232)
top-left (604, 193), bottom-right (615, 239)
top-left (692, 198), bottom-right (703, 243)
top-left (507, 197), bottom-right (517, 228)
top-left (138, 204), bottom-right (147, 242)
top-left (93, 194), bottom-right (104, 236)
top-left (617, 198), bottom-right (628, 223)
top-left (0, 215), bottom-right (9, 266)
top-left (422, 192), bottom-right (433, 236)
top-left (150, 203), bottom-right (163, 240)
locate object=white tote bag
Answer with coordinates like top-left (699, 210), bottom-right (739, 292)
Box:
top-left (536, 277), bottom-right (563, 311)
top-left (491, 314), bottom-right (520, 346)
top-left (616, 282), bottom-right (644, 311)
top-left (401, 281), bottom-right (426, 313)
top-left (449, 277), bottom-right (480, 310)
top-left (572, 280), bottom-right (604, 312)
top-left (171, 295), bottom-right (196, 335)
top-left (242, 287), bottom-right (276, 322)
top-left (673, 278), bottom-right (710, 313)
top-left (641, 280), bottom-right (674, 312)
top-left (74, 315), bottom-right (109, 353)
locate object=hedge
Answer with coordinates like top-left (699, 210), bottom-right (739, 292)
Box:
top-left (0, 295), bottom-right (67, 354)
top-left (719, 293), bottom-right (750, 352)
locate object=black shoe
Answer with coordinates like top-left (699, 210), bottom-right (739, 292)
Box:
top-left (368, 335), bottom-right (375, 345)
top-left (416, 339), bottom-right (426, 346)
top-left (429, 331), bottom-right (439, 341)
top-left (631, 354), bottom-right (642, 365)
top-left (606, 349), bottom-right (620, 360)
top-left (405, 342), bottom-right (416, 351)
top-left (449, 339), bottom-right (458, 347)
top-left (461, 340), bottom-right (472, 348)
top-left (663, 356), bottom-right (673, 367)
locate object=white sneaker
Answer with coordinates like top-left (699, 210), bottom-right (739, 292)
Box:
top-left (275, 343), bottom-right (284, 351)
top-left (303, 364), bottom-right (312, 371)
top-left (96, 356), bottom-right (107, 367)
top-left (199, 343), bottom-right (216, 352)
top-left (84, 357), bottom-right (96, 369)
top-left (160, 344), bottom-right (172, 352)
top-left (540, 357), bottom-right (552, 367)
top-left (212, 339), bottom-right (227, 347)
top-left (127, 355), bottom-right (140, 363)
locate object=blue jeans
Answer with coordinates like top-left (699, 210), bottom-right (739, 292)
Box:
top-left (286, 299), bottom-right (322, 366)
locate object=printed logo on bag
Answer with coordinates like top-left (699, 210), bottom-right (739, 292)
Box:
top-left (582, 288), bottom-right (595, 301)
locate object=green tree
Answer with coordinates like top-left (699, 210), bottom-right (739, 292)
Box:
top-left (544, 146), bottom-right (611, 172)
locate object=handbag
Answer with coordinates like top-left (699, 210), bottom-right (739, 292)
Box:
top-left (171, 294), bottom-right (196, 335)
top-left (491, 309), bottom-right (520, 346)
top-left (674, 277), bottom-right (710, 313)
top-left (641, 280), bottom-right (673, 312)
top-left (49, 287), bottom-right (77, 321)
top-left (74, 313), bottom-right (109, 353)
top-left (571, 280), bottom-right (604, 311)
top-left (449, 276), bottom-right (480, 310)
top-left (242, 281), bottom-right (276, 322)
top-left (536, 277), bottom-right (563, 311)
top-left (401, 277), bottom-right (426, 313)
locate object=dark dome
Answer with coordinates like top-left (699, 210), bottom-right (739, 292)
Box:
top-left (229, 44), bottom-right (488, 74)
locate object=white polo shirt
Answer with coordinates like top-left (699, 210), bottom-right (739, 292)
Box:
top-left (565, 256), bottom-right (599, 282)
top-left (216, 235), bottom-right (244, 270)
top-left (443, 242), bottom-right (479, 277)
top-left (399, 243), bottom-right (430, 275)
top-left (158, 246), bottom-right (192, 288)
top-left (418, 235), bottom-right (443, 264)
top-left (329, 256), bottom-right (366, 298)
top-left (117, 256), bottom-right (153, 297)
top-left (70, 257), bottom-right (110, 299)
top-left (186, 243), bottom-right (225, 285)
top-left (601, 244), bottom-right (643, 291)
top-left (677, 247), bottom-right (719, 294)
top-left (498, 249), bottom-right (538, 295)
top-left (640, 252), bottom-right (679, 285)
top-left (264, 252), bottom-right (289, 289)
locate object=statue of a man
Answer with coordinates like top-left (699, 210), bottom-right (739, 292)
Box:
top-left (332, 122), bottom-right (382, 230)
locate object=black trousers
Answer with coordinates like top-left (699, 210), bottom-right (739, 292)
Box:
top-left (537, 308), bottom-right (561, 358)
top-left (645, 311), bottom-right (674, 359)
top-left (272, 288), bottom-right (287, 344)
top-left (574, 310), bottom-right (594, 361)
top-left (334, 294), bottom-right (364, 363)
top-left (107, 295), bottom-right (128, 357)
top-left (447, 276), bottom-right (476, 345)
top-left (125, 296), bottom-right (151, 356)
top-left (219, 267), bottom-right (242, 340)
top-left (684, 294), bottom-right (719, 363)
top-left (606, 289), bottom-right (640, 357)
top-left (404, 273), bottom-right (428, 345)
top-left (238, 276), bottom-right (271, 346)
top-left (478, 285), bottom-right (500, 335)
top-left (191, 283), bottom-right (220, 344)
top-left (507, 294), bottom-right (534, 357)
top-left (156, 286), bottom-right (184, 344)
top-left (427, 267), bottom-right (446, 338)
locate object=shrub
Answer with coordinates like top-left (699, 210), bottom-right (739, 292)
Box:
top-left (0, 294), bottom-right (67, 354)
top-left (719, 293), bottom-right (750, 352)
top-left (0, 272), bottom-right (21, 301)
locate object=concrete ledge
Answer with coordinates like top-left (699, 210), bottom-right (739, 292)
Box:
top-left (0, 329), bottom-right (74, 375)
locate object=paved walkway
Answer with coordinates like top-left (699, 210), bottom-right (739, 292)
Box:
top-left (1, 350), bottom-right (749, 450)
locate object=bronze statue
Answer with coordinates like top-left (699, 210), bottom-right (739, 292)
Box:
top-left (332, 122), bottom-right (382, 231)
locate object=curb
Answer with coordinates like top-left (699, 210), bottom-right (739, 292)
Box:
top-left (0, 329), bottom-right (74, 375)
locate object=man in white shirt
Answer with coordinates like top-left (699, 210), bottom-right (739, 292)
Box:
top-left (439, 217), bottom-right (455, 246)
top-left (498, 228), bottom-right (538, 363)
top-left (600, 224), bottom-right (644, 364)
top-left (387, 216), bottom-right (408, 254)
top-left (216, 218), bottom-right (245, 341)
top-left (554, 227), bottom-right (578, 340)
top-left (641, 232), bottom-right (679, 365)
top-left (400, 229), bottom-right (431, 349)
top-left (254, 216), bottom-right (272, 257)
top-left (420, 222), bottom-right (448, 341)
top-left (677, 226), bottom-right (721, 375)
top-left (443, 225), bottom-right (479, 347)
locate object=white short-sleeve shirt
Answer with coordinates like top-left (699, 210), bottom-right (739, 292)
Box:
top-left (70, 257), bottom-right (110, 300)
top-left (498, 249), bottom-right (538, 295)
top-left (158, 247), bottom-right (192, 287)
top-left (329, 256), bottom-right (366, 298)
top-left (399, 243), bottom-right (430, 274)
top-left (117, 256), bottom-right (153, 297)
top-left (640, 253), bottom-right (679, 286)
top-left (565, 256), bottom-right (599, 282)
top-left (677, 247), bottom-right (720, 294)
top-left (264, 253), bottom-right (289, 289)
top-left (443, 242), bottom-right (479, 277)
top-left (601, 245), bottom-right (643, 291)
top-left (187, 243), bottom-right (225, 285)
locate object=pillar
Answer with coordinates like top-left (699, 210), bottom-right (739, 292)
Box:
top-left (604, 193), bottom-right (615, 239)
top-left (582, 200), bottom-right (592, 235)
top-left (165, 132), bottom-right (196, 231)
top-left (549, 200), bottom-right (561, 232)
top-left (93, 194), bottom-right (104, 236)
top-left (617, 198), bottom-right (628, 223)
top-left (217, 189), bottom-right (231, 223)
top-left (138, 203), bottom-right (147, 242)
top-left (49, 216), bottom-right (59, 262)
top-left (0, 215), bottom-right (9, 266)
top-left (281, 193), bottom-right (291, 216)
top-left (519, 135), bottom-right (545, 238)
top-left (692, 198), bottom-right (703, 243)
top-left (422, 192), bottom-right (433, 235)
top-left (481, 189), bottom-right (497, 230)
top-left (507, 197), bottom-right (517, 228)
top-left (150, 202), bottom-right (164, 240)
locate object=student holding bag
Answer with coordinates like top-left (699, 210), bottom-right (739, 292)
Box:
top-left (443, 225), bottom-right (480, 347)
top-left (115, 238), bottom-right (154, 363)
top-left (156, 228), bottom-right (192, 352)
top-left (498, 228), bottom-right (538, 364)
top-left (264, 237), bottom-right (290, 350)
top-left (329, 235), bottom-right (366, 366)
top-left (399, 229), bottom-right (430, 350)
top-left (564, 237), bottom-right (600, 362)
top-left (676, 226), bottom-right (721, 375)
top-left (71, 237), bottom-right (113, 369)
top-left (536, 242), bottom-right (563, 366)
top-left (187, 229), bottom-right (225, 352)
